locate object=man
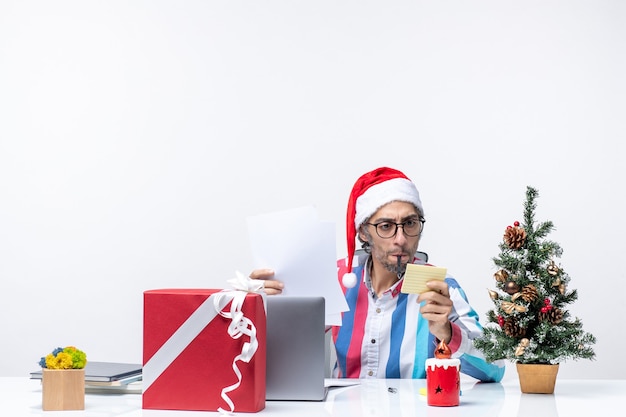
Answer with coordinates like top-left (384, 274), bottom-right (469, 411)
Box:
top-left (252, 167), bottom-right (505, 382)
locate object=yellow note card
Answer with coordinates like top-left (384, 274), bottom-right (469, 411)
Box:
top-left (400, 264), bottom-right (447, 294)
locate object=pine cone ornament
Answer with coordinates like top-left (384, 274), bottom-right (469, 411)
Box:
top-left (503, 317), bottom-right (526, 337)
top-left (539, 307), bottom-right (563, 324)
top-left (520, 284), bottom-right (538, 302)
top-left (503, 225), bottom-right (526, 249)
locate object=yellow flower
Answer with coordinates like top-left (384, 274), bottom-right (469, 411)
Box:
top-left (45, 352), bottom-right (73, 369)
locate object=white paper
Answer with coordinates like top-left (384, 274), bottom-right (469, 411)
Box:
top-left (247, 206), bottom-right (349, 325)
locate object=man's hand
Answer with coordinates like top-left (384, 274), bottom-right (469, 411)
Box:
top-left (417, 280), bottom-right (453, 343)
top-left (249, 268), bottom-right (284, 295)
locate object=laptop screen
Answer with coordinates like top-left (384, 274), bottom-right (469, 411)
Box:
top-left (265, 296), bottom-right (327, 401)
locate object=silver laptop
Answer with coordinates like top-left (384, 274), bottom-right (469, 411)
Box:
top-left (265, 296), bottom-right (328, 401)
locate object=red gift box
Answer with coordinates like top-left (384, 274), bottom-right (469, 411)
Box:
top-left (142, 289), bottom-right (266, 413)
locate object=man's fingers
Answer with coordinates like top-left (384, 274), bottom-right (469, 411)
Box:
top-left (250, 268), bottom-right (274, 280)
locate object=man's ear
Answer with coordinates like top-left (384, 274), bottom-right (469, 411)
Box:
top-left (358, 230), bottom-right (368, 244)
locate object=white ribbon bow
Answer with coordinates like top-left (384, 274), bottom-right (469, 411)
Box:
top-left (227, 270), bottom-right (265, 293)
top-left (215, 271), bottom-right (266, 414)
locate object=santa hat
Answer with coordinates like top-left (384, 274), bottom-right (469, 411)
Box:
top-left (342, 167), bottom-right (423, 288)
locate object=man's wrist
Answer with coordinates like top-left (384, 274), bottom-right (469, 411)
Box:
top-left (433, 321), bottom-right (453, 344)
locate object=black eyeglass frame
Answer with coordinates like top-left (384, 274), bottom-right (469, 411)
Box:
top-left (365, 217), bottom-right (426, 239)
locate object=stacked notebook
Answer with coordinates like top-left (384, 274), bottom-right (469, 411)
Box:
top-left (30, 361), bottom-right (143, 393)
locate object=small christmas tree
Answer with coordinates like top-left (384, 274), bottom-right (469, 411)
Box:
top-left (474, 186), bottom-right (596, 364)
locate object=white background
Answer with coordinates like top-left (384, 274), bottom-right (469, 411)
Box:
top-left (1, 1), bottom-right (624, 380)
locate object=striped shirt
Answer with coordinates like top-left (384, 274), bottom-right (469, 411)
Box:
top-left (331, 253), bottom-right (505, 382)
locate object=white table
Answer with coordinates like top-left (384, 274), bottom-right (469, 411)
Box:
top-left (2, 377), bottom-right (624, 416)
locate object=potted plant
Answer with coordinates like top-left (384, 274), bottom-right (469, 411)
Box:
top-left (38, 346), bottom-right (87, 410)
top-left (473, 186), bottom-right (596, 393)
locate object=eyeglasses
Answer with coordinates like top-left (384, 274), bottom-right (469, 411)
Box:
top-left (366, 217), bottom-right (426, 239)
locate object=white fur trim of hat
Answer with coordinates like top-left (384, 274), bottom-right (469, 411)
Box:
top-left (354, 177), bottom-right (423, 229)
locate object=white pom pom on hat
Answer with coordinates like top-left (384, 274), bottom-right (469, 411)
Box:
top-left (342, 272), bottom-right (358, 288)
top-left (342, 167), bottom-right (423, 288)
